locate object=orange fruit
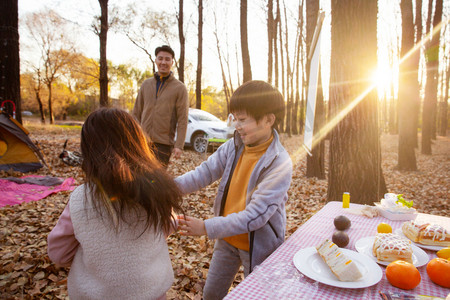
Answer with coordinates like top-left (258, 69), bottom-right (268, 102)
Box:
top-left (426, 258), bottom-right (450, 288)
top-left (436, 247), bottom-right (450, 259)
top-left (385, 260), bottom-right (421, 290)
top-left (377, 222), bottom-right (392, 233)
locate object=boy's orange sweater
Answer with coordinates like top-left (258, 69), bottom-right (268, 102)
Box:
top-left (223, 135), bottom-right (273, 251)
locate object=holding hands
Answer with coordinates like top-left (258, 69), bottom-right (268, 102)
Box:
top-left (177, 215), bottom-right (207, 236)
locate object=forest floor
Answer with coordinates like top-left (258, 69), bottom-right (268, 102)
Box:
top-left (1, 123), bottom-right (449, 299)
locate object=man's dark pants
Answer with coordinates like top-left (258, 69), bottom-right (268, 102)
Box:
top-left (152, 143), bottom-right (173, 168)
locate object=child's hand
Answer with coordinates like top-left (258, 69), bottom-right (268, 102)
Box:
top-left (177, 215), bottom-right (207, 236)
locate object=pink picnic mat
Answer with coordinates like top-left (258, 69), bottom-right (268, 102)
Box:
top-left (0, 175), bottom-right (76, 207)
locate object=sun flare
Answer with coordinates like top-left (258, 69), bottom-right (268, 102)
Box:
top-left (371, 67), bottom-right (392, 95)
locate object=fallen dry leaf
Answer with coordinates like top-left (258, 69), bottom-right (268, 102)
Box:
top-left (0, 124), bottom-right (449, 299)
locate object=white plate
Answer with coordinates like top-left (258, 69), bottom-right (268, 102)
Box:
top-left (293, 247), bottom-right (382, 289)
top-left (355, 236), bottom-right (429, 267)
top-left (394, 228), bottom-right (445, 251)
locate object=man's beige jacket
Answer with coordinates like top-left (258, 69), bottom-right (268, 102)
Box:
top-left (133, 74), bottom-right (189, 149)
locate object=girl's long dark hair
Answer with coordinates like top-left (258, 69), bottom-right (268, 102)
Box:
top-left (80, 108), bottom-right (183, 234)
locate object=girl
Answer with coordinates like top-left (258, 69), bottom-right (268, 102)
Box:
top-left (48, 108), bottom-right (183, 299)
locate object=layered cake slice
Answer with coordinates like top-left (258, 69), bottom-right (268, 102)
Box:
top-left (316, 239), bottom-right (362, 282)
top-left (419, 224), bottom-right (450, 247)
top-left (402, 221), bottom-right (429, 243)
top-left (402, 221), bottom-right (450, 246)
top-left (372, 233), bottom-right (413, 263)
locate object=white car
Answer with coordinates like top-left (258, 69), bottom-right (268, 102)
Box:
top-left (183, 108), bottom-right (234, 153)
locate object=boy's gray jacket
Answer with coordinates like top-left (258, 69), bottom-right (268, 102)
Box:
top-left (175, 130), bottom-right (292, 272)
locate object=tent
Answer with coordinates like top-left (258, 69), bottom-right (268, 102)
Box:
top-left (0, 112), bottom-right (47, 172)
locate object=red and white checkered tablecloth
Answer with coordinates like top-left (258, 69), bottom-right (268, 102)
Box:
top-left (225, 201), bottom-right (450, 300)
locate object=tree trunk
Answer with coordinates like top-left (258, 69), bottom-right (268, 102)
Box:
top-left (305, 0), bottom-right (325, 179)
top-left (292, 90), bottom-right (299, 135)
top-left (278, 3), bottom-right (285, 132)
top-left (439, 63), bottom-right (449, 136)
top-left (267, 0), bottom-right (274, 85)
top-left (389, 83), bottom-right (397, 134)
top-left (328, 0), bottom-right (387, 204)
top-left (235, 45), bottom-right (241, 86)
top-left (240, 0), bottom-right (252, 83)
top-left (387, 11), bottom-right (399, 137)
top-left (178, 0), bottom-right (185, 83)
top-left (412, 0), bottom-right (422, 148)
top-left (0, 0), bottom-right (21, 123)
top-left (283, 1), bottom-right (291, 136)
top-left (305, 0), bottom-right (318, 82)
top-left (33, 71), bottom-right (45, 124)
top-left (422, 0), bottom-right (442, 154)
top-left (306, 65), bottom-right (325, 179)
top-left (299, 90), bottom-right (305, 134)
top-left (292, 0), bottom-right (304, 136)
top-left (397, 0), bottom-right (418, 171)
top-left (195, 0), bottom-right (203, 109)
top-left (99, 0), bottom-right (109, 107)
top-left (278, 8), bottom-right (285, 97)
top-left (47, 82), bottom-right (54, 124)
top-left (273, 1), bottom-right (280, 89)
top-left (225, 50), bottom-right (234, 95)
top-left (213, 14), bottom-right (230, 113)
top-left (33, 68), bottom-right (45, 124)
top-left (299, 34), bottom-right (307, 134)
top-left (35, 90), bottom-right (45, 124)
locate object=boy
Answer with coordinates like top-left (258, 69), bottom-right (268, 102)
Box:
top-left (176, 80), bottom-right (293, 300)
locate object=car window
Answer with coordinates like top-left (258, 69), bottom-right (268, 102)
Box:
top-left (190, 111), bottom-right (221, 122)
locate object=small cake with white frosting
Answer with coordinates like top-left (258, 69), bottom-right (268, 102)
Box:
top-left (372, 233), bottom-right (413, 263)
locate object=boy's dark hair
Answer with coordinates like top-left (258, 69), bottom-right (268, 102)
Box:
top-left (230, 80), bottom-right (285, 129)
top-left (155, 45), bottom-right (175, 59)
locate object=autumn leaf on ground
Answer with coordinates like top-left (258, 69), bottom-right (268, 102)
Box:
top-left (0, 127), bottom-right (449, 299)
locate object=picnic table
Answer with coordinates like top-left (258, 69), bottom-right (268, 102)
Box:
top-left (225, 201), bottom-right (450, 299)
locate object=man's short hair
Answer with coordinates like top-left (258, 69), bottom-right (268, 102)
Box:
top-left (230, 80), bottom-right (285, 129)
top-left (155, 45), bottom-right (175, 59)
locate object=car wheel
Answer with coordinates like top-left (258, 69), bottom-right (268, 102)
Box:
top-left (192, 132), bottom-right (207, 153)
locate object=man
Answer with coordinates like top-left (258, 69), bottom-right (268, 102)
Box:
top-left (132, 45), bottom-right (189, 167)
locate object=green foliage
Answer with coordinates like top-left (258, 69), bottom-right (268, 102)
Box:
top-left (22, 54), bottom-right (229, 122)
top-left (20, 72), bottom-right (44, 112)
top-left (66, 54), bottom-right (100, 95)
top-left (66, 95), bottom-right (97, 117)
top-left (199, 86), bottom-right (228, 120)
top-left (396, 194), bottom-right (414, 208)
top-left (109, 62), bottom-right (153, 111)
top-left (55, 124), bottom-right (82, 130)
top-left (51, 81), bottom-right (76, 118)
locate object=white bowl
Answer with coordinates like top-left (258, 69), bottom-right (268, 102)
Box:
top-left (374, 203), bottom-right (418, 221)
